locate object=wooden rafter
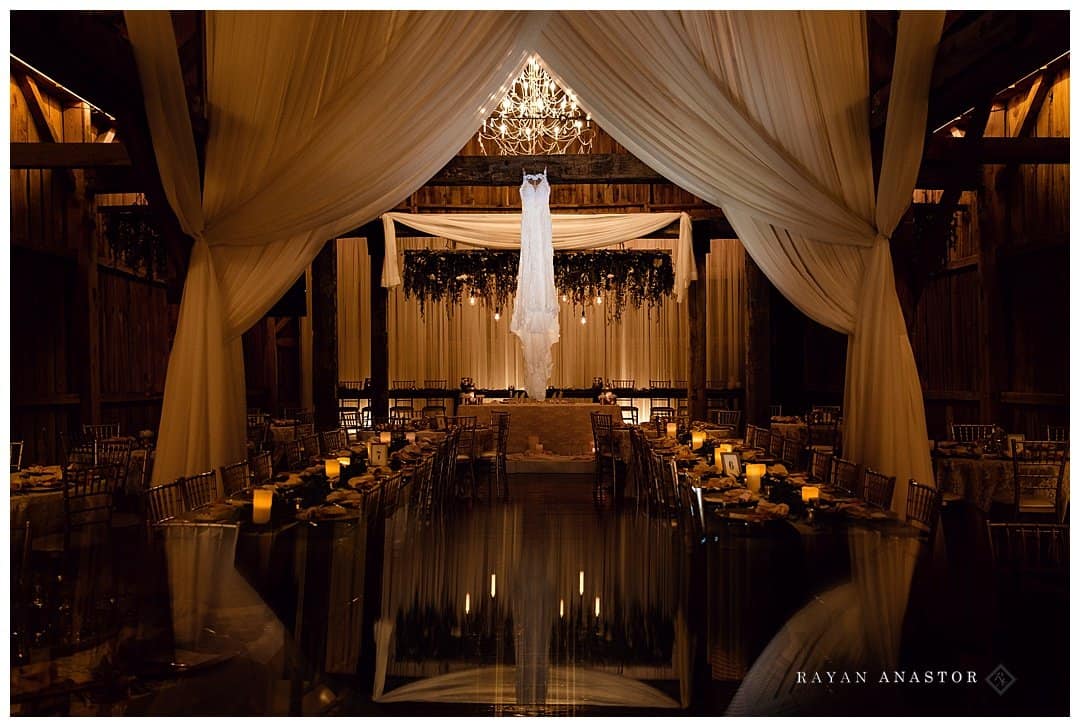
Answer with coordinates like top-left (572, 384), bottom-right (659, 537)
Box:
top-left (14, 71), bottom-right (62, 143)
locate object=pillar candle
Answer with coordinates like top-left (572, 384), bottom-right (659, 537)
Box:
top-left (324, 457), bottom-right (341, 479)
top-left (252, 488), bottom-right (273, 525)
top-left (379, 431), bottom-right (392, 444)
top-left (666, 422), bottom-right (678, 438)
top-left (801, 485), bottom-right (821, 502)
top-left (717, 443), bottom-right (733, 453)
top-left (745, 463), bottom-right (766, 493)
top-left (405, 432), bottom-right (417, 444)
top-left (691, 431), bottom-right (706, 450)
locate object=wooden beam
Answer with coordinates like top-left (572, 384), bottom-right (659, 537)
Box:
top-left (14, 72), bottom-right (62, 144)
top-left (871, 11), bottom-right (1069, 132)
top-left (743, 255), bottom-right (771, 427)
top-left (976, 148), bottom-right (1009, 427)
top-left (1014, 69), bottom-right (1053, 139)
top-left (923, 136), bottom-right (1069, 165)
top-left (687, 234), bottom-right (710, 423)
top-left (429, 153), bottom-right (668, 186)
top-left (11, 141), bottom-right (130, 168)
top-left (311, 243), bottom-right (339, 432)
top-left (367, 227), bottom-right (390, 422)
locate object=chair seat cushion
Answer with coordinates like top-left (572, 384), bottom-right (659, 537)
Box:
top-left (477, 450), bottom-right (499, 460)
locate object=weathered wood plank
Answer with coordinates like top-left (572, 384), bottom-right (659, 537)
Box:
top-left (10, 141), bottom-right (129, 168)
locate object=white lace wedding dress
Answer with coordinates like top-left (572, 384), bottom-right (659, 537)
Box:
top-left (511, 171), bottom-right (560, 400)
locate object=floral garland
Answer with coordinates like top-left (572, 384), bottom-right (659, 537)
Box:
top-left (403, 249), bottom-right (674, 321)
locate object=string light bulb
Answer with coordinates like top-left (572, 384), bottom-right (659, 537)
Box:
top-left (560, 294), bottom-right (568, 303)
top-left (494, 310), bottom-right (501, 321)
top-left (469, 295), bottom-right (477, 306)
top-left (595, 295), bottom-right (603, 305)
top-left (580, 313), bottom-right (587, 325)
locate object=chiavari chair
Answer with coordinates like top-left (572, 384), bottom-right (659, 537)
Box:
top-left (283, 440), bottom-right (305, 470)
top-left (390, 406), bottom-right (416, 425)
top-left (808, 449), bottom-right (832, 483)
top-left (591, 411), bottom-right (618, 495)
top-left (809, 405), bottom-right (841, 421)
top-left (392, 379), bottom-right (416, 412)
top-left (752, 425), bottom-right (771, 451)
top-left (769, 404), bottom-right (783, 418)
top-left (1046, 425), bottom-right (1068, 443)
top-left (648, 379), bottom-right (672, 410)
top-left (144, 479), bottom-right (184, 524)
top-left (673, 379), bottom-right (689, 416)
top-left (181, 471), bottom-right (219, 511)
top-left (97, 437), bottom-right (135, 483)
top-left (251, 451), bottom-right (273, 486)
top-left (219, 460), bottom-right (250, 497)
top-left (650, 406), bottom-right (676, 424)
top-left (768, 430), bottom-right (784, 459)
top-left (780, 436), bottom-right (803, 470)
top-left (247, 415), bottom-right (269, 454)
top-left (320, 429), bottom-right (346, 455)
top-left (447, 415), bottom-right (478, 497)
top-left (422, 405), bottom-right (447, 428)
top-left (906, 480), bottom-right (943, 541)
top-left (339, 409), bottom-right (362, 443)
top-left (295, 422), bottom-right (316, 439)
top-left (1011, 439), bottom-right (1068, 523)
top-left (743, 424), bottom-right (759, 448)
top-left (285, 408), bottom-right (315, 425)
top-left (360, 406), bottom-right (374, 429)
top-left (829, 457), bottom-right (860, 495)
top-left (862, 468), bottom-right (896, 510)
top-left (301, 434), bottom-right (321, 463)
top-left (620, 406), bottom-right (639, 426)
top-left (986, 522), bottom-right (1069, 573)
top-left (611, 379), bottom-right (635, 390)
top-left (34, 465), bottom-right (118, 554)
top-left (82, 423), bottom-right (121, 441)
top-left (951, 423), bottom-right (996, 443)
top-left (477, 411), bottom-right (511, 499)
top-left (713, 409), bottom-right (741, 436)
top-left (610, 379), bottom-right (635, 408)
top-left (423, 380), bottom-right (448, 408)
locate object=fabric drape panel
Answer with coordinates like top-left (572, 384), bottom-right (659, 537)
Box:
top-left (127, 10), bottom-right (539, 483)
top-left (382, 212), bottom-right (695, 302)
top-left (380, 239), bottom-right (691, 389)
top-left (706, 240), bottom-right (746, 389)
top-left (537, 11), bottom-right (940, 513)
top-left (337, 239), bottom-right (372, 382)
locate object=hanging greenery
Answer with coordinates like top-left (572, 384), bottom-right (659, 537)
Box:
top-left (101, 206), bottom-right (167, 280)
top-left (403, 248), bottom-right (674, 321)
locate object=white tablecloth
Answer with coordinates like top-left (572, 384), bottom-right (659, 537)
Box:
top-left (461, 402), bottom-right (622, 456)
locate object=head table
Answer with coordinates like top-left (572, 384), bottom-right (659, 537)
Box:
top-left (461, 401), bottom-right (623, 457)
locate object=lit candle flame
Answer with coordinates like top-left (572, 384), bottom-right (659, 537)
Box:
top-left (465, 592), bottom-right (471, 614)
top-left (490, 573), bottom-right (496, 598)
top-left (579, 570), bottom-right (584, 595)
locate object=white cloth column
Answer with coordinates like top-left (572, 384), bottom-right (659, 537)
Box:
top-left (537, 11), bottom-right (942, 513)
top-left (127, 10), bottom-right (540, 482)
top-left (706, 239), bottom-right (746, 389)
top-left (337, 239), bottom-right (372, 382)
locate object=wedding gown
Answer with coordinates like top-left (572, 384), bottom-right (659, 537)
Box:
top-left (511, 171), bottom-right (560, 400)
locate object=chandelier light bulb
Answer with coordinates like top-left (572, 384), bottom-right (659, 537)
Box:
top-left (494, 310), bottom-right (501, 321)
top-left (595, 295), bottom-right (603, 305)
top-left (580, 314), bottom-right (587, 325)
top-left (469, 295), bottom-right (477, 306)
top-left (561, 294), bottom-right (568, 303)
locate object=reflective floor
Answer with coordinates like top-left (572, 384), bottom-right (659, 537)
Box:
top-left (10, 475), bottom-right (1069, 716)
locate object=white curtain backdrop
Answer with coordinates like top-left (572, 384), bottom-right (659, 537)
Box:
top-left (129, 11), bottom-right (940, 508)
top-left (337, 237), bottom-right (741, 391)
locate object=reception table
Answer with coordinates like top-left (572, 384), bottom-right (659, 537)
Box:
top-left (463, 401), bottom-right (622, 456)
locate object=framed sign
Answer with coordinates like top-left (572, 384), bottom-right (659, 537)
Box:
top-left (369, 442), bottom-right (390, 467)
top-left (720, 453), bottom-right (742, 478)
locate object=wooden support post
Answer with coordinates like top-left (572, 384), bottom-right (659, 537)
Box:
top-left (976, 165), bottom-right (1009, 428)
top-left (71, 180), bottom-right (100, 429)
top-left (687, 233), bottom-right (710, 423)
top-left (311, 241), bottom-right (338, 432)
top-left (367, 227), bottom-right (390, 422)
top-left (744, 254), bottom-right (771, 427)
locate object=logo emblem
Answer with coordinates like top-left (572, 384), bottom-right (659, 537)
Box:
top-left (986, 664), bottom-right (1016, 695)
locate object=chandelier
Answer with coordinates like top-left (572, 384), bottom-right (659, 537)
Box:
top-left (478, 57), bottom-right (594, 156)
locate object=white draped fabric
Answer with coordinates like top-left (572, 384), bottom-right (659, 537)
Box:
top-left (129, 11), bottom-right (940, 502)
top-left (339, 237), bottom-right (745, 389)
top-left (382, 211), bottom-right (695, 302)
top-left (126, 10), bottom-right (540, 483)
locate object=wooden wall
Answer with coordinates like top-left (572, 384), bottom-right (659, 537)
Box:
top-left (10, 72), bottom-right (174, 464)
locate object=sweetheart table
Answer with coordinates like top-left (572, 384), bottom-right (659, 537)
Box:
top-left (463, 401), bottom-right (622, 456)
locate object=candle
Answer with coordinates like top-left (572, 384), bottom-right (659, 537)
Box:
top-left (465, 592), bottom-right (471, 615)
top-left (717, 443), bottom-right (733, 453)
top-left (691, 431), bottom-right (706, 450)
top-left (490, 573), bottom-right (497, 598)
top-left (528, 435), bottom-right (540, 453)
top-left (379, 431), bottom-right (392, 444)
top-left (560, 599), bottom-right (565, 618)
top-left (252, 488), bottom-right (273, 525)
top-left (594, 596), bottom-right (601, 617)
top-left (324, 457), bottom-right (341, 479)
top-left (405, 432), bottom-right (416, 444)
top-left (579, 570), bottom-right (585, 596)
top-left (801, 485), bottom-right (821, 502)
top-left (745, 463), bottom-right (766, 493)
top-left (666, 422), bottom-right (678, 438)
